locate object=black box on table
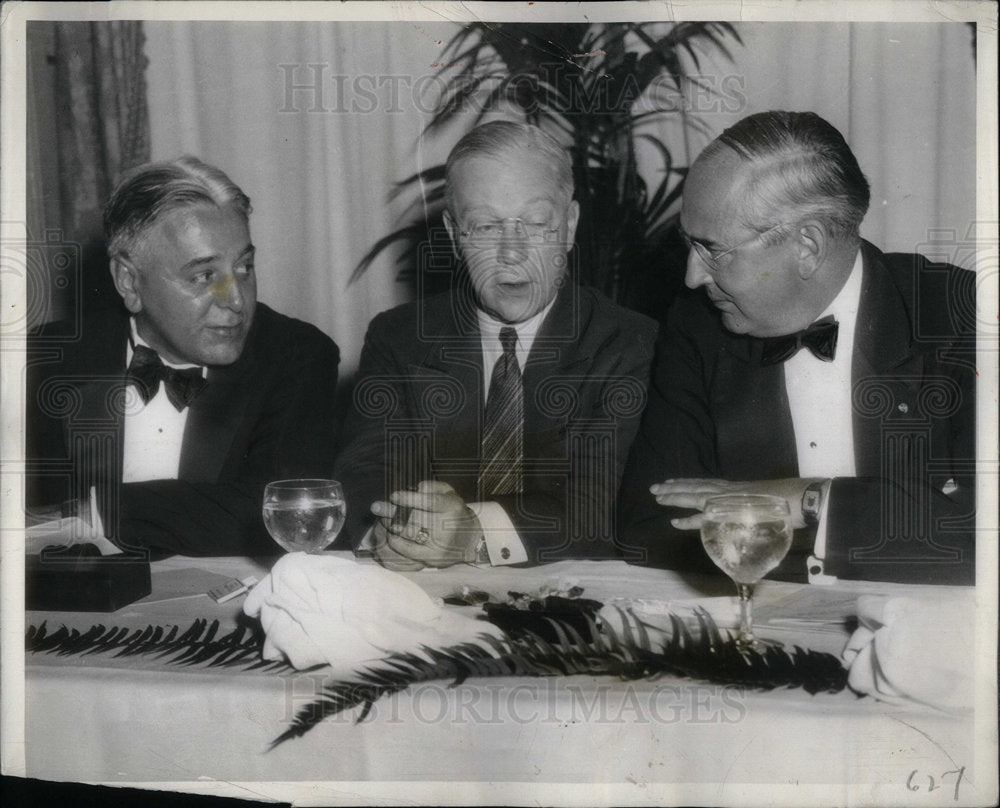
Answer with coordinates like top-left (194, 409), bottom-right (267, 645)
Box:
top-left (26, 548), bottom-right (152, 612)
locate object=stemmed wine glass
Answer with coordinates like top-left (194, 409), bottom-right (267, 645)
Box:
top-left (700, 494), bottom-right (792, 650)
top-left (263, 479), bottom-right (346, 554)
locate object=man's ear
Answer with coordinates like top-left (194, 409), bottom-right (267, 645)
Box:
top-left (794, 220), bottom-right (827, 280)
top-left (442, 209), bottom-right (460, 260)
top-left (564, 199), bottom-right (580, 250)
top-left (110, 256), bottom-right (143, 314)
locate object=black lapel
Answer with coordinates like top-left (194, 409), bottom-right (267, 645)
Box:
top-left (851, 242), bottom-right (923, 476)
top-left (178, 328), bottom-right (256, 483)
top-left (407, 292), bottom-right (484, 476)
top-left (521, 284), bottom-right (594, 433)
top-left (72, 312), bottom-right (130, 523)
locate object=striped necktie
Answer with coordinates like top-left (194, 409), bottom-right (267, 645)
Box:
top-left (479, 326), bottom-right (523, 496)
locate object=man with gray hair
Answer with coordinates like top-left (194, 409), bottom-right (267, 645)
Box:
top-left (618, 111), bottom-right (975, 584)
top-left (27, 156), bottom-right (340, 555)
top-left (336, 121), bottom-right (657, 568)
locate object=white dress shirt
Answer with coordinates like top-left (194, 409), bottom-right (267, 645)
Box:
top-left (122, 319), bottom-right (206, 483)
top-left (783, 250), bottom-right (863, 583)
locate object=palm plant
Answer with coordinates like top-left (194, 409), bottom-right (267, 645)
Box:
top-left (355, 21), bottom-right (740, 316)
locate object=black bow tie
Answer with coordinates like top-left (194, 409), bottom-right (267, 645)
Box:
top-left (126, 344), bottom-right (207, 411)
top-left (760, 315), bottom-right (839, 365)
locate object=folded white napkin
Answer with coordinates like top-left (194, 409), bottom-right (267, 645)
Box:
top-left (598, 596), bottom-right (741, 647)
top-left (243, 553), bottom-right (504, 672)
top-left (841, 593), bottom-right (975, 713)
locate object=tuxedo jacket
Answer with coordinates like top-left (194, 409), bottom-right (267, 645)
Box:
top-left (618, 242), bottom-right (976, 584)
top-left (26, 303), bottom-right (340, 556)
top-left (334, 284), bottom-right (658, 562)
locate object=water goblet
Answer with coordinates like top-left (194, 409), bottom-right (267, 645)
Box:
top-left (700, 494), bottom-right (792, 650)
top-left (263, 479), bottom-right (346, 554)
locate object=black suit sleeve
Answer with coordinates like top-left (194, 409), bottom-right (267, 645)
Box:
top-left (824, 475), bottom-right (975, 584)
top-left (616, 304), bottom-right (722, 573)
top-left (334, 310), bottom-right (417, 549)
top-left (115, 326), bottom-right (340, 556)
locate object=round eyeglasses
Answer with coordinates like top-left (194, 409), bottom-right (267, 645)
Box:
top-left (459, 217), bottom-right (561, 244)
top-left (681, 223), bottom-right (787, 271)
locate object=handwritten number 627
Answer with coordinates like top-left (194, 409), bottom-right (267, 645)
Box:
top-left (907, 767), bottom-right (965, 801)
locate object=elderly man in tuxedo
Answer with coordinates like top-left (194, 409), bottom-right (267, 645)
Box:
top-left (618, 111), bottom-right (976, 585)
top-left (27, 157), bottom-right (340, 555)
top-left (335, 121), bottom-right (657, 569)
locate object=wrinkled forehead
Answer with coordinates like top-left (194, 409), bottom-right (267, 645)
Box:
top-left (449, 146), bottom-right (571, 203)
top-left (130, 203), bottom-right (251, 265)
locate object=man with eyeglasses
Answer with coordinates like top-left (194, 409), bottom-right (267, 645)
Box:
top-left (335, 121), bottom-right (657, 568)
top-left (618, 111), bottom-right (975, 585)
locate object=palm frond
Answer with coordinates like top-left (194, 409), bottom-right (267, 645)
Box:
top-left (27, 606), bottom-right (848, 749)
top-left (25, 618), bottom-right (294, 674)
top-left (270, 606), bottom-right (847, 747)
top-left (350, 220), bottom-right (444, 284)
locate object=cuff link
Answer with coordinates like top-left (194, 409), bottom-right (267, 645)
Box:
top-left (807, 555), bottom-right (838, 585)
top-left (464, 534), bottom-right (491, 566)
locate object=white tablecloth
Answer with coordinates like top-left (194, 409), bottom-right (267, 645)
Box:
top-left (22, 554), bottom-right (988, 805)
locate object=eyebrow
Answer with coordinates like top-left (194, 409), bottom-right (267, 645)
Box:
top-left (678, 223), bottom-right (720, 250)
top-left (461, 198), bottom-right (557, 217)
top-left (178, 244), bottom-right (255, 274)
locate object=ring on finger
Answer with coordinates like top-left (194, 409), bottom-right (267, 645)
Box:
top-left (413, 528), bottom-right (431, 545)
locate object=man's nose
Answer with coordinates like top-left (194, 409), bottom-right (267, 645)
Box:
top-left (496, 224), bottom-right (529, 265)
top-left (212, 273), bottom-right (247, 312)
top-left (685, 249), bottom-right (713, 289)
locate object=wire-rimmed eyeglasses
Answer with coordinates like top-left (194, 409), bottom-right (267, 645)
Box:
top-left (458, 218), bottom-right (561, 244)
top-left (681, 223), bottom-right (787, 270)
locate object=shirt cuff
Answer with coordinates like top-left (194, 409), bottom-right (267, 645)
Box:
top-left (89, 486), bottom-right (106, 538)
top-left (467, 501), bottom-right (528, 566)
top-left (807, 479), bottom-right (838, 585)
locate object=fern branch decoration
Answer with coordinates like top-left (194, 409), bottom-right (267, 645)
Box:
top-left (25, 618), bottom-right (294, 673)
top-left (270, 606), bottom-right (848, 748)
top-left (26, 607), bottom-right (849, 750)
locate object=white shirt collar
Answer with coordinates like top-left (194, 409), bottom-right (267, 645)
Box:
top-left (476, 295), bottom-right (557, 358)
top-left (476, 296), bottom-right (557, 401)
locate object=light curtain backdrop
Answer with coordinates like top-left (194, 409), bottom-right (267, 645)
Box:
top-left (143, 21), bottom-right (976, 376)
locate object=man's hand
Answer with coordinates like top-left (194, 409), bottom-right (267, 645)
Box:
top-left (369, 518), bottom-right (427, 571)
top-left (370, 480), bottom-right (483, 568)
top-left (650, 477), bottom-right (825, 530)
